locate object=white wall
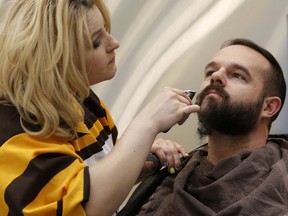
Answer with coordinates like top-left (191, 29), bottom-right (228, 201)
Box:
top-left (93, 0), bottom-right (288, 151)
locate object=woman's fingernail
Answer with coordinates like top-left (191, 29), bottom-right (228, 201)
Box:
top-left (169, 167), bottom-right (175, 174)
top-left (163, 160), bottom-right (169, 167)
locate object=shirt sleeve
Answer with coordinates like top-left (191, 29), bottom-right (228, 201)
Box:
top-left (0, 133), bottom-right (89, 216)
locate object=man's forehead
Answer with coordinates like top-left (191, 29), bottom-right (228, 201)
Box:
top-left (216, 45), bottom-right (265, 60)
top-left (212, 45), bottom-right (271, 71)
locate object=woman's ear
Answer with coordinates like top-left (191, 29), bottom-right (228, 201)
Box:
top-left (262, 96), bottom-right (282, 118)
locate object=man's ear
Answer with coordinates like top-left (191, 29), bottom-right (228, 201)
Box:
top-left (262, 96), bottom-right (282, 118)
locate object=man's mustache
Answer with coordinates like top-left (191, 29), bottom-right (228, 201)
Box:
top-left (195, 85), bottom-right (229, 105)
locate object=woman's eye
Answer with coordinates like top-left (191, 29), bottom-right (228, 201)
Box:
top-left (93, 40), bottom-right (101, 49)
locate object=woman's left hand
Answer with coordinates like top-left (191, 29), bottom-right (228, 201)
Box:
top-left (146, 138), bottom-right (189, 174)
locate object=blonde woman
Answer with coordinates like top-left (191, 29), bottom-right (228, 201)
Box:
top-left (0, 0), bottom-right (200, 215)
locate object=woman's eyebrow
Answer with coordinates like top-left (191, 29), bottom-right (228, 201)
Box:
top-left (91, 28), bottom-right (102, 40)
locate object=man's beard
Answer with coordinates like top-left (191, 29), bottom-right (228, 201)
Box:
top-left (196, 85), bottom-right (265, 140)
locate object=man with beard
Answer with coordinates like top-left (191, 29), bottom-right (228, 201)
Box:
top-left (124, 38), bottom-right (287, 216)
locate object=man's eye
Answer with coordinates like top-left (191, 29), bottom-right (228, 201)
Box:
top-left (233, 73), bottom-right (245, 80)
top-left (205, 71), bottom-right (214, 77)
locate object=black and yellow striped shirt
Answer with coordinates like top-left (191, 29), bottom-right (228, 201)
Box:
top-left (0, 91), bottom-right (118, 215)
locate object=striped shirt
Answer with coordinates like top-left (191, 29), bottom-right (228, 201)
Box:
top-left (0, 91), bottom-right (118, 215)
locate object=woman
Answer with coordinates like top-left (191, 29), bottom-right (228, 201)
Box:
top-left (0, 0), bottom-right (199, 215)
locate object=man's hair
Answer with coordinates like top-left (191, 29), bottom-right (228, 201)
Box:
top-left (221, 38), bottom-right (286, 126)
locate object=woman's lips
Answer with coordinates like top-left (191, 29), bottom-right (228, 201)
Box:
top-left (109, 56), bottom-right (115, 64)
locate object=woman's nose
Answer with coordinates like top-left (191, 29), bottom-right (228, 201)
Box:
top-left (107, 34), bottom-right (120, 52)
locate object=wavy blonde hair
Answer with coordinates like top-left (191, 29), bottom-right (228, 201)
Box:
top-left (0, 0), bottom-right (111, 140)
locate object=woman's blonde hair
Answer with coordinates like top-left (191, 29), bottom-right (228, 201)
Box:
top-left (0, 0), bottom-right (111, 140)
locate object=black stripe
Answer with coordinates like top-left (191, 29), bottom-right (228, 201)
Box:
top-left (111, 125), bottom-right (118, 144)
top-left (57, 199), bottom-right (63, 216)
top-left (76, 128), bottom-right (111, 160)
top-left (76, 125), bottom-right (117, 160)
top-left (76, 140), bottom-right (103, 160)
top-left (82, 107), bottom-right (98, 130)
top-left (5, 153), bottom-right (76, 215)
top-left (82, 167), bottom-right (90, 207)
top-left (76, 132), bottom-right (87, 138)
top-left (0, 105), bottom-right (23, 146)
top-left (83, 91), bottom-right (107, 128)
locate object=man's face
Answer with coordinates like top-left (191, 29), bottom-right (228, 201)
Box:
top-left (195, 45), bottom-right (270, 138)
top-left (196, 84), bottom-right (265, 138)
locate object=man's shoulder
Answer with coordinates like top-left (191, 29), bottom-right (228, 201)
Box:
top-left (268, 134), bottom-right (288, 145)
top-left (268, 134), bottom-right (288, 140)
top-left (267, 134), bottom-right (288, 154)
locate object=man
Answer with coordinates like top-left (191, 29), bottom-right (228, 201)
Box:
top-left (135, 38), bottom-right (287, 215)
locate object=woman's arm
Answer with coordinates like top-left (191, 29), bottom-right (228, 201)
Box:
top-left (85, 87), bottom-right (200, 216)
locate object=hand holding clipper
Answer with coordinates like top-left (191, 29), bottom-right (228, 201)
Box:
top-left (162, 89), bottom-right (196, 133)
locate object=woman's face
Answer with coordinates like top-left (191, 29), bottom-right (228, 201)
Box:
top-left (84, 6), bottom-right (119, 85)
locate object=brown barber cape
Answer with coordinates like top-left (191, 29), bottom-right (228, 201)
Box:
top-left (138, 138), bottom-right (288, 216)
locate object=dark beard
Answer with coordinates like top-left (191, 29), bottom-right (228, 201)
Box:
top-left (196, 85), bottom-right (264, 139)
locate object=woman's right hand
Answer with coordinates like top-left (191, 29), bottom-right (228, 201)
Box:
top-left (137, 87), bottom-right (200, 133)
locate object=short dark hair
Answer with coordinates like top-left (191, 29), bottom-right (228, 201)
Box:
top-left (221, 38), bottom-right (286, 125)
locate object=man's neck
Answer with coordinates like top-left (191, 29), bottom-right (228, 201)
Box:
top-left (207, 128), bottom-right (268, 165)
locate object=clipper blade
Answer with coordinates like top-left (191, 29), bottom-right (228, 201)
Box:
top-left (184, 90), bottom-right (196, 100)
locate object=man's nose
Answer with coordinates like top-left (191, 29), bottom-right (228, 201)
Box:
top-left (210, 70), bottom-right (226, 86)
